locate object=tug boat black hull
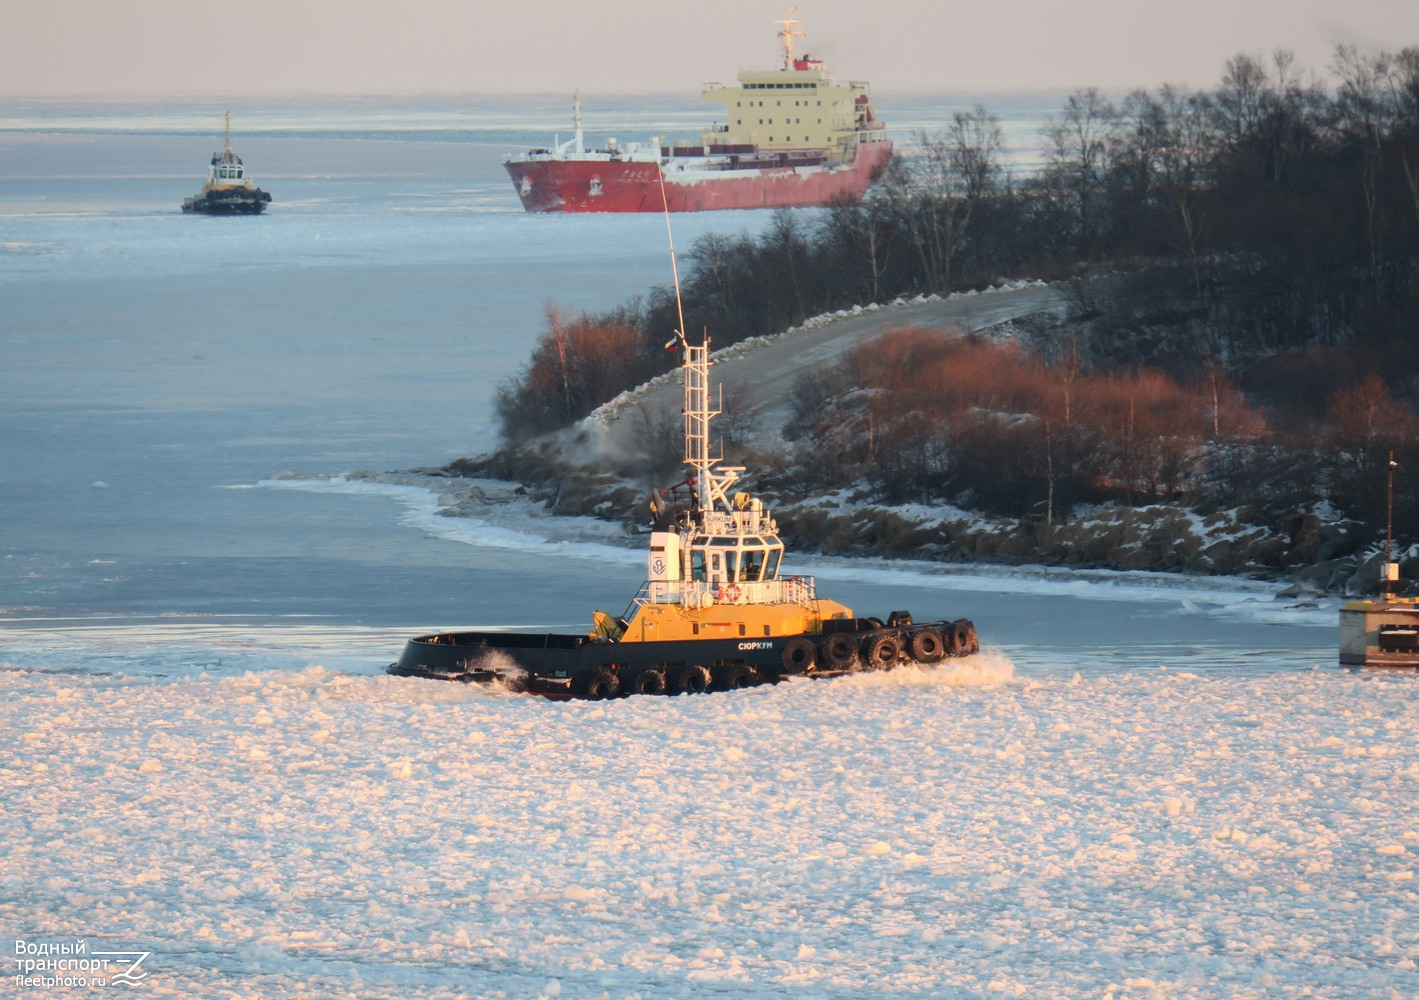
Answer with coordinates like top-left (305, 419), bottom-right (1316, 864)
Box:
top-left (181, 189), bottom-right (271, 214)
top-left (388, 616), bottom-right (979, 699)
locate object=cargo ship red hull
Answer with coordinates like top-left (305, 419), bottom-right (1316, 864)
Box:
top-left (505, 141), bottom-right (893, 213)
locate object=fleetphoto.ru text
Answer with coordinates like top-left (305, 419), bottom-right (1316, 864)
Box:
top-left (12, 939), bottom-right (150, 991)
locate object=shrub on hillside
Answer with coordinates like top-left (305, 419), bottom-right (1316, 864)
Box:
top-left (495, 306), bottom-right (663, 442)
top-left (789, 326), bottom-right (1264, 516)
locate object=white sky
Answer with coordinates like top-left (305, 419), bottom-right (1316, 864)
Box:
top-left (3, 0), bottom-right (1416, 97)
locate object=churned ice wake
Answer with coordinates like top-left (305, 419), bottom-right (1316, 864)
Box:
top-left (829, 647), bottom-right (1016, 690)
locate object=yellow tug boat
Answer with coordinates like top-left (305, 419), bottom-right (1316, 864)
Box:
top-left (388, 333), bottom-right (980, 698)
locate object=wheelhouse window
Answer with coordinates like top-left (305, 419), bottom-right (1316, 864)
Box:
top-left (766, 549), bottom-right (782, 578)
top-left (742, 547), bottom-right (766, 581)
top-left (694, 537), bottom-right (783, 582)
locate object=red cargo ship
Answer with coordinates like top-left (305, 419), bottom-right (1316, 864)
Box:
top-left (504, 13), bottom-right (892, 213)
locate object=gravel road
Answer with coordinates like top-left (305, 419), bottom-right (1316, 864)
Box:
top-left (579, 282), bottom-right (1067, 463)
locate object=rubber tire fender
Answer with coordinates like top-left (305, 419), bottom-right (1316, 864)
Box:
top-left (948, 620), bottom-right (973, 656)
top-left (909, 626), bottom-right (946, 664)
top-left (821, 632), bottom-right (859, 670)
top-left (630, 667), bottom-right (667, 696)
top-left (780, 636), bottom-right (817, 674)
top-left (675, 664), bottom-right (711, 695)
top-left (862, 633), bottom-right (900, 670)
top-left (582, 667), bottom-right (620, 700)
top-left (956, 619), bottom-right (980, 655)
top-left (714, 664), bottom-right (757, 691)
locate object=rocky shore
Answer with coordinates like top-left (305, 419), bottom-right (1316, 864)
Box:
top-left (330, 286), bottom-right (1413, 601)
top-left (312, 445), bottom-right (1405, 603)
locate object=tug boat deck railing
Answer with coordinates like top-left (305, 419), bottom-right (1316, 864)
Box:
top-left (625, 576), bottom-right (819, 617)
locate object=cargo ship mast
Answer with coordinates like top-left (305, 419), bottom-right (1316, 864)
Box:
top-left (775, 7), bottom-right (805, 67)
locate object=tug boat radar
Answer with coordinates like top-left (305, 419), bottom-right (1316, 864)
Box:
top-left (387, 332), bottom-right (980, 698)
top-left (181, 112), bottom-right (272, 215)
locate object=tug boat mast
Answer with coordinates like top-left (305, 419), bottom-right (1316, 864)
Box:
top-left (611, 175), bottom-right (827, 635)
top-left (213, 114), bottom-right (247, 184)
top-left (650, 335), bottom-right (810, 608)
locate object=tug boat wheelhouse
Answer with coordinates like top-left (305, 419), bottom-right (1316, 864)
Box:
top-left (388, 333), bottom-right (980, 698)
top-left (181, 112), bottom-right (272, 215)
top-left (503, 11), bottom-right (893, 213)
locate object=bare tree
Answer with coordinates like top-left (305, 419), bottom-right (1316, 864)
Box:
top-left (827, 197), bottom-right (899, 305)
top-left (759, 210), bottom-right (812, 326)
top-left (1155, 84), bottom-right (1215, 296)
top-left (949, 105), bottom-right (1004, 205)
top-left (1111, 88), bottom-right (1168, 203)
top-left (1042, 88), bottom-right (1117, 255)
top-left (1334, 44), bottom-right (1390, 149)
top-left (1212, 52), bottom-right (1271, 154)
top-left (1391, 48), bottom-right (1419, 226)
top-left (878, 106), bottom-right (1003, 292)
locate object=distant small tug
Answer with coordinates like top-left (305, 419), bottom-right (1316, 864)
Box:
top-left (388, 333), bottom-right (980, 698)
top-left (182, 112), bottom-right (272, 215)
top-left (1339, 453), bottom-right (1419, 669)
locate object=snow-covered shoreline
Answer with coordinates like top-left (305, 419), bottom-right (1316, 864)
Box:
top-left (255, 471), bottom-right (1338, 632)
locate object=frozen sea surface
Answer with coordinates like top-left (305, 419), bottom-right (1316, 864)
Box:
top-left (3, 98), bottom-right (1414, 997)
top-left (3, 653), bottom-right (1416, 998)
